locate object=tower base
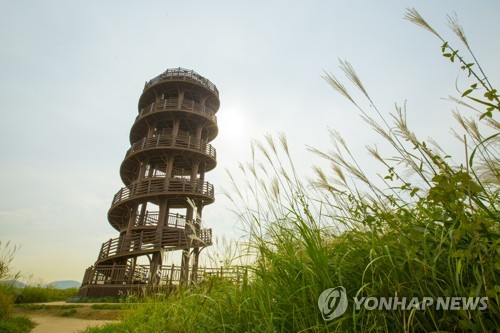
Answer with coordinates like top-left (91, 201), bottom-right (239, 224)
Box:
top-left (78, 284), bottom-right (174, 298)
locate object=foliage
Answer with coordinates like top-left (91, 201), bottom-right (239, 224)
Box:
top-left (83, 295), bottom-right (172, 333)
top-left (67, 295), bottom-right (121, 303)
top-left (0, 241), bottom-right (36, 331)
top-left (0, 315), bottom-right (36, 333)
top-left (15, 304), bottom-right (83, 311)
top-left (404, 8), bottom-right (500, 120)
top-left (60, 308), bottom-right (77, 317)
top-left (14, 286), bottom-right (79, 303)
top-left (0, 285), bottom-right (15, 319)
top-left (90, 303), bottom-right (130, 310)
top-left (85, 9), bottom-right (498, 333)
top-left (0, 241), bottom-right (21, 320)
top-left (0, 241), bottom-right (21, 283)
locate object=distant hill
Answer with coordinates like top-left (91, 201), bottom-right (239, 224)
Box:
top-left (46, 280), bottom-right (81, 289)
top-left (0, 280), bottom-right (26, 288)
top-left (1, 279), bottom-right (80, 289)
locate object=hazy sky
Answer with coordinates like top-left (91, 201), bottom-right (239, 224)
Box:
top-left (1, 1), bottom-right (499, 282)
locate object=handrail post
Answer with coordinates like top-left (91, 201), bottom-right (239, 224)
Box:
top-left (106, 239), bottom-right (111, 258)
top-left (110, 263), bottom-right (116, 284)
top-left (90, 266), bottom-right (97, 285)
top-left (170, 264), bottom-right (175, 285)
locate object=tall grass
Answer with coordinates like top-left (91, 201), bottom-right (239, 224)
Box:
top-left (0, 315), bottom-right (36, 333)
top-left (14, 286), bottom-right (79, 303)
top-left (0, 241), bottom-right (36, 333)
top-left (1, 241), bottom-right (20, 318)
top-left (86, 9), bottom-right (498, 332)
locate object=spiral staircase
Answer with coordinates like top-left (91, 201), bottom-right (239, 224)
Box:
top-left (78, 68), bottom-right (219, 297)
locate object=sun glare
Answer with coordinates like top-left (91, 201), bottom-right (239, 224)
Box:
top-left (218, 105), bottom-right (249, 139)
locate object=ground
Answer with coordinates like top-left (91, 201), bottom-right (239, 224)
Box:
top-left (14, 302), bottom-right (123, 333)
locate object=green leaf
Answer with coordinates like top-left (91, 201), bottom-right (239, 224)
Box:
top-left (479, 111), bottom-right (493, 119)
top-left (441, 42), bottom-right (448, 53)
top-left (462, 89), bottom-right (473, 97)
top-left (469, 132), bottom-right (500, 167)
top-left (484, 89), bottom-right (498, 101)
top-left (468, 96), bottom-right (496, 108)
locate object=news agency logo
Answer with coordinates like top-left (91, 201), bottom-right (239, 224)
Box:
top-left (318, 286), bottom-right (488, 321)
top-left (317, 286), bottom-right (348, 321)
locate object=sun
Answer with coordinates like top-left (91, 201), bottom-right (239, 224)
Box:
top-left (218, 104), bottom-right (249, 140)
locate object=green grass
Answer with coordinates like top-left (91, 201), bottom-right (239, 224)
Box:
top-left (84, 299), bottom-right (170, 333)
top-left (84, 323), bottom-right (125, 333)
top-left (15, 304), bottom-right (84, 311)
top-left (14, 286), bottom-right (79, 303)
top-left (90, 303), bottom-right (130, 310)
top-left (60, 308), bottom-right (78, 317)
top-left (0, 315), bottom-right (36, 333)
top-left (67, 295), bottom-right (121, 303)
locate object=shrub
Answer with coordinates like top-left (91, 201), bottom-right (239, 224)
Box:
top-left (0, 241), bottom-right (36, 332)
top-left (0, 241), bottom-right (20, 319)
top-left (15, 286), bottom-right (79, 303)
top-left (0, 315), bottom-right (36, 333)
top-left (0, 285), bottom-right (15, 319)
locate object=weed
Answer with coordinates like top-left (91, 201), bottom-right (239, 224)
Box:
top-left (15, 304), bottom-right (83, 311)
top-left (14, 286), bottom-right (79, 303)
top-left (0, 315), bottom-right (36, 333)
top-left (67, 295), bottom-right (121, 303)
top-left (60, 309), bottom-right (77, 317)
top-left (91, 304), bottom-right (130, 310)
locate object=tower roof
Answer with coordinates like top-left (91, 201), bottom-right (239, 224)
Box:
top-left (144, 67), bottom-right (219, 97)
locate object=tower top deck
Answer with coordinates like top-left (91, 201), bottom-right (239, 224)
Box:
top-left (144, 67), bottom-right (219, 97)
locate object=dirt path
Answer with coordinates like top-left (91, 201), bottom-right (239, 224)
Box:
top-left (30, 315), bottom-right (115, 333)
top-left (17, 302), bottom-right (122, 333)
top-left (37, 301), bottom-right (115, 307)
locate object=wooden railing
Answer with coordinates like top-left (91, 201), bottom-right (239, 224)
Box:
top-left (126, 132), bottom-right (216, 160)
top-left (144, 67), bottom-right (219, 97)
top-left (111, 178), bottom-right (214, 207)
top-left (134, 211), bottom-right (198, 229)
top-left (136, 98), bottom-right (217, 123)
top-left (82, 264), bottom-right (247, 286)
top-left (97, 228), bottom-right (212, 262)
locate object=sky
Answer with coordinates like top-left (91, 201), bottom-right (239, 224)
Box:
top-left (1, 1), bottom-right (499, 282)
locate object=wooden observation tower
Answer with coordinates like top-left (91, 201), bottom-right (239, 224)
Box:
top-left (79, 68), bottom-right (219, 297)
